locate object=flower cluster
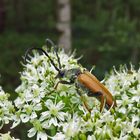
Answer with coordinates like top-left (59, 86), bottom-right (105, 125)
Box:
top-left (0, 43), bottom-right (140, 140)
top-left (103, 65), bottom-right (140, 139)
top-left (0, 86), bottom-right (14, 129)
top-left (13, 45), bottom-right (140, 139)
top-left (13, 47), bottom-right (83, 139)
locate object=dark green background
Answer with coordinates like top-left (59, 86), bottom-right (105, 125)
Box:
top-left (0, 0), bottom-right (140, 138)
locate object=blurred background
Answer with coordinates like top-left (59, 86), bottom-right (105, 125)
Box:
top-left (0, 0), bottom-right (140, 139)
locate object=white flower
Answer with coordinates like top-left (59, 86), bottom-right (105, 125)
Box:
top-left (118, 107), bottom-right (126, 114)
top-left (37, 131), bottom-right (48, 140)
top-left (27, 119), bottom-right (47, 138)
top-left (0, 86), bottom-right (14, 128)
top-left (28, 127), bottom-right (37, 138)
top-left (131, 115), bottom-right (139, 125)
top-left (52, 132), bottom-right (65, 140)
top-left (20, 114), bottom-right (30, 123)
top-left (40, 99), bottom-right (66, 127)
top-left (20, 112), bottom-right (37, 123)
top-left (87, 135), bottom-right (96, 140)
top-left (14, 97), bottom-right (24, 108)
top-left (62, 114), bottom-right (81, 138)
top-left (11, 115), bottom-right (20, 129)
top-left (10, 45), bottom-right (140, 140)
top-left (70, 96), bottom-right (80, 104)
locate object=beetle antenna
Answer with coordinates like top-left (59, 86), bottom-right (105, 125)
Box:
top-left (46, 38), bottom-right (62, 69)
top-left (24, 47), bottom-right (61, 73)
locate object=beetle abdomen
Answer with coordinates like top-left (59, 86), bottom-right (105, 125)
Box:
top-left (77, 71), bottom-right (116, 109)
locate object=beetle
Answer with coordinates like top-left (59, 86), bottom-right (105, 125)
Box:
top-left (25, 39), bottom-right (117, 112)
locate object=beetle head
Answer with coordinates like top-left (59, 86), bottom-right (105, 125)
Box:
top-left (55, 69), bottom-right (66, 78)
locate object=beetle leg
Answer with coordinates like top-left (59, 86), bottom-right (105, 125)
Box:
top-left (87, 91), bottom-right (106, 112)
top-left (75, 84), bottom-right (92, 112)
top-left (100, 94), bottom-right (106, 112)
top-left (54, 80), bottom-right (73, 89)
top-left (87, 91), bottom-right (102, 97)
top-left (80, 96), bottom-right (92, 112)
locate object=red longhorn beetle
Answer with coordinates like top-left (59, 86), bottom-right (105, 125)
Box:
top-left (25, 39), bottom-right (117, 112)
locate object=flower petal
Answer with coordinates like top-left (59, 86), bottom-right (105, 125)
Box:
top-left (20, 114), bottom-right (30, 123)
top-left (11, 119), bottom-right (21, 129)
top-left (45, 99), bottom-right (53, 109)
top-left (37, 131), bottom-right (48, 140)
top-left (27, 127), bottom-right (37, 138)
top-left (40, 111), bottom-right (50, 121)
top-left (52, 132), bottom-right (65, 140)
top-left (56, 101), bottom-right (65, 110)
top-left (57, 112), bottom-right (65, 121)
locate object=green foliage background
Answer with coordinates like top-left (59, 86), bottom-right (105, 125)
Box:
top-left (0, 0), bottom-right (140, 93)
top-left (0, 0), bottom-right (140, 139)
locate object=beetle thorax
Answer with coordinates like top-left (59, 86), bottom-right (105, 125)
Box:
top-left (64, 68), bottom-right (82, 81)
